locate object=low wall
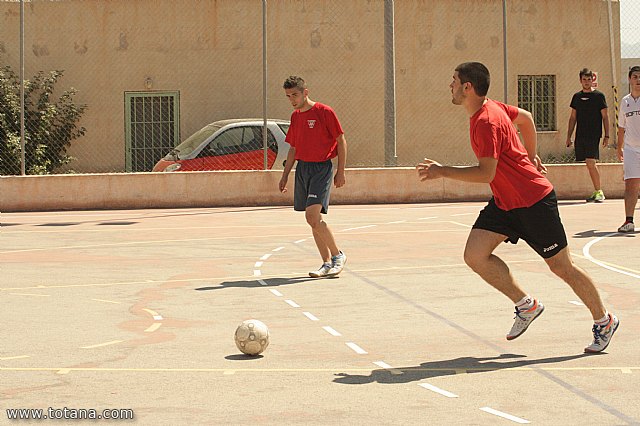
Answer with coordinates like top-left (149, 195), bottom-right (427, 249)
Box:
top-left (0, 164), bottom-right (625, 212)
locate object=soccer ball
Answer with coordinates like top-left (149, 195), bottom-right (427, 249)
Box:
top-left (234, 319), bottom-right (270, 356)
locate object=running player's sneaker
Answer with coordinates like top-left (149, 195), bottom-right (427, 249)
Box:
top-left (309, 263), bottom-right (332, 278)
top-left (327, 251), bottom-right (347, 277)
top-left (584, 313), bottom-right (619, 353)
top-left (586, 190), bottom-right (605, 202)
top-left (618, 221), bottom-right (635, 233)
top-left (506, 299), bottom-right (545, 340)
top-left (593, 190), bottom-right (605, 203)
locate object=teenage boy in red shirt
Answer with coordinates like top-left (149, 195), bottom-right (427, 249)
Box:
top-left (417, 62), bottom-right (618, 353)
top-left (280, 76), bottom-right (347, 277)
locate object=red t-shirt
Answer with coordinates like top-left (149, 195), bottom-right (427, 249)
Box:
top-left (285, 102), bottom-right (344, 162)
top-left (470, 99), bottom-right (553, 210)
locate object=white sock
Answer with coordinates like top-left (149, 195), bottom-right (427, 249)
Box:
top-left (515, 296), bottom-right (534, 311)
top-left (594, 312), bottom-right (610, 326)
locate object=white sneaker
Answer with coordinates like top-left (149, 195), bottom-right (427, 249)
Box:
top-left (327, 251), bottom-right (347, 277)
top-left (506, 299), bottom-right (544, 340)
top-left (618, 221), bottom-right (635, 233)
top-left (309, 263), bottom-right (332, 278)
top-left (585, 313), bottom-right (619, 353)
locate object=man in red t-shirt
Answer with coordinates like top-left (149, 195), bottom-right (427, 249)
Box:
top-left (279, 76), bottom-right (348, 277)
top-left (417, 62), bottom-right (618, 353)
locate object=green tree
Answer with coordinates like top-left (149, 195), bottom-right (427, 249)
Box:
top-left (0, 66), bottom-right (87, 175)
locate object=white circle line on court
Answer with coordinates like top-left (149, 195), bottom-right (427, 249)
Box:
top-left (419, 383), bottom-right (459, 398)
top-left (582, 233), bottom-right (640, 279)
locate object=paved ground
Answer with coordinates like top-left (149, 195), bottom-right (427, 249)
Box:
top-left (1, 200), bottom-right (639, 425)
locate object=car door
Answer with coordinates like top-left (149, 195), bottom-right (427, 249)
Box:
top-left (196, 125), bottom-right (277, 170)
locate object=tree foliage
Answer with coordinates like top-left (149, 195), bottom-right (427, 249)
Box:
top-left (0, 66), bottom-right (87, 175)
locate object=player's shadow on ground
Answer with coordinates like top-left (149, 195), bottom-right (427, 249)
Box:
top-left (333, 353), bottom-right (589, 385)
top-left (573, 229), bottom-right (636, 238)
top-left (195, 276), bottom-right (323, 291)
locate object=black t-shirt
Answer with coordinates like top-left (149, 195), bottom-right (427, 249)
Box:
top-left (570, 90), bottom-right (607, 140)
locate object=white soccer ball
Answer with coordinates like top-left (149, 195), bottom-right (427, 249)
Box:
top-left (234, 319), bottom-right (270, 356)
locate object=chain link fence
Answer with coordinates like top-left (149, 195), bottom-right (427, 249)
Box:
top-left (0, 0), bottom-right (630, 175)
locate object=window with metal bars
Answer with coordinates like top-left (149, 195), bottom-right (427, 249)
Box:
top-left (517, 75), bottom-right (556, 131)
top-left (124, 92), bottom-right (180, 172)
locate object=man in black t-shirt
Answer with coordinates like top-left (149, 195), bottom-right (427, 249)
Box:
top-left (566, 68), bottom-right (610, 202)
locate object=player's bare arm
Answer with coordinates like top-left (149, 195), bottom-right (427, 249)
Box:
top-left (566, 108), bottom-right (577, 147)
top-left (279, 147), bottom-right (297, 193)
top-left (334, 134), bottom-right (347, 188)
top-left (417, 156), bottom-right (497, 183)
top-left (601, 107), bottom-right (610, 147)
top-left (513, 108), bottom-right (547, 174)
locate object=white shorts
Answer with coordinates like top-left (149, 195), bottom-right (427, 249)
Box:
top-left (623, 146), bottom-right (640, 179)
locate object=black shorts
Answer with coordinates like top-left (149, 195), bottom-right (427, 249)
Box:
top-left (472, 190), bottom-right (568, 259)
top-left (575, 138), bottom-right (600, 161)
top-left (294, 160), bottom-right (333, 214)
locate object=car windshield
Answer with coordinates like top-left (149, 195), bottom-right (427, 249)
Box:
top-left (170, 123), bottom-right (222, 157)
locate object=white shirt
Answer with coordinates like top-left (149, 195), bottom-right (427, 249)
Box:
top-left (619, 93), bottom-right (640, 150)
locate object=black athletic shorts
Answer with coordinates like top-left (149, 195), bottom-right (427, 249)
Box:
top-left (575, 138), bottom-right (600, 161)
top-left (294, 160), bottom-right (333, 214)
top-left (472, 189), bottom-right (568, 259)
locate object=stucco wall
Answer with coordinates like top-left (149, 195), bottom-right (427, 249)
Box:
top-left (0, 164), bottom-right (625, 212)
top-left (0, 0), bottom-right (621, 172)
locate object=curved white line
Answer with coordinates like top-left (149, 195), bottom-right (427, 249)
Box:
top-left (582, 233), bottom-right (640, 279)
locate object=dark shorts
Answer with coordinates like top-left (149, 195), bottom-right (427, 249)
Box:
top-left (575, 138), bottom-right (600, 161)
top-left (294, 160), bottom-right (333, 214)
top-left (472, 189), bottom-right (568, 259)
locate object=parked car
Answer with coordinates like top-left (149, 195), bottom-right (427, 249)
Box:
top-left (152, 119), bottom-right (290, 172)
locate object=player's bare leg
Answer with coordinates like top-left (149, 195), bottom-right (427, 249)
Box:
top-left (545, 247), bottom-right (607, 319)
top-left (463, 228), bottom-right (527, 302)
top-left (305, 204), bottom-right (339, 261)
top-left (585, 158), bottom-right (601, 191)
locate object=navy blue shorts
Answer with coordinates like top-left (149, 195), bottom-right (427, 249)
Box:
top-left (472, 190), bottom-right (568, 259)
top-left (294, 160), bottom-right (333, 214)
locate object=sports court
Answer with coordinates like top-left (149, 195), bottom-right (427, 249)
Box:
top-left (1, 200), bottom-right (639, 424)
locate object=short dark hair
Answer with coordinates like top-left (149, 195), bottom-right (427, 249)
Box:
top-left (579, 68), bottom-right (594, 79)
top-left (283, 75), bottom-right (306, 91)
top-left (629, 66), bottom-right (640, 78)
top-left (455, 62), bottom-right (490, 96)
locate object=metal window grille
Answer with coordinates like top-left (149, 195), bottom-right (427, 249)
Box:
top-left (124, 92), bottom-right (180, 172)
top-left (517, 75), bottom-right (556, 132)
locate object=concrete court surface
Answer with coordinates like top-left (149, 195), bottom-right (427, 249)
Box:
top-left (1, 200), bottom-right (639, 425)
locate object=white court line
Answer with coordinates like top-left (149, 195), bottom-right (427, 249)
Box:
top-left (302, 312), bottom-right (319, 321)
top-left (418, 216), bottom-right (438, 220)
top-left (80, 340), bottom-right (123, 349)
top-left (142, 309), bottom-right (163, 321)
top-left (8, 293), bottom-right (50, 297)
top-left (480, 407), bottom-right (530, 424)
top-left (145, 323), bottom-right (162, 333)
top-left (254, 261), bottom-right (263, 268)
top-left (269, 289), bottom-right (282, 297)
top-left (322, 326), bottom-right (342, 336)
top-left (386, 220), bottom-right (407, 224)
top-left (569, 300), bottom-right (585, 306)
top-left (373, 361), bottom-right (403, 375)
top-left (260, 254), bottom-right (272, 260)
top-left (451, 213), bottom-right (474, 217)
top-left (346, 342), bottom-right (367, 354)
top-left (583, 233), bottom-right (640, 279)
top-left (285, 299), bottom-right (300, 308)
top-left (91, 298), bottom-right (121, 304)
top-left (419, 383), bottom-right (459, 398)
top-left (294, 239), bottom-right (307, 244)
top-left (449, 221), bottom-right (472, 228)
top-left (0, 355), bottom-right (30, 361)
top-left (341, 225), bottom-right (377, 232)
top-left (258, 279), bottom-right (268, 286)
top-left (253, 270), bottom-right (262, 277)
top-left (273, 246), bottom-right (285, 252)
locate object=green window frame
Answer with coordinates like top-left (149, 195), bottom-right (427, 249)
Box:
top-left (517, 75), bottom-right (556, 132)
top-left (124, 91), bottom-right (180, 172)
